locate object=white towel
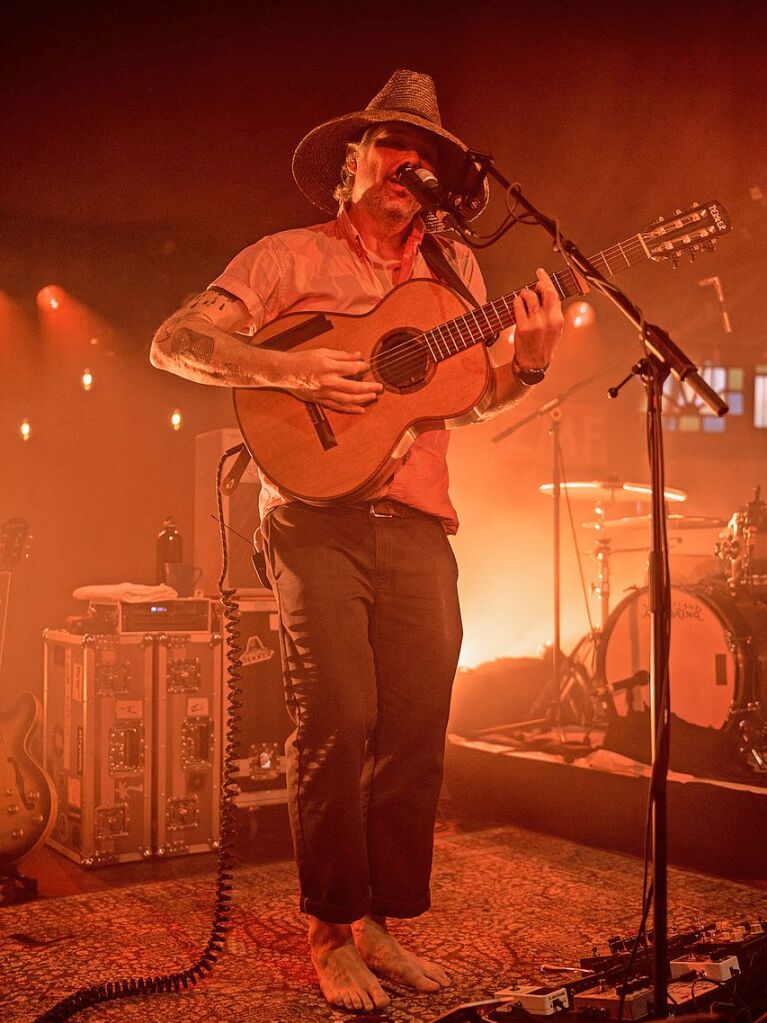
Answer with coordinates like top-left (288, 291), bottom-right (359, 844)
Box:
top-left (72, 583), bottom-right (179, 603)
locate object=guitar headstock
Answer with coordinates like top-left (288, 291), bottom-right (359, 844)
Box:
top-left (641, 200), bottom-right (731, 266)
top-left (0, 519), bottom-right (32, 572)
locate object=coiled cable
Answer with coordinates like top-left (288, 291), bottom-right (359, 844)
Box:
top-left (34, 445), bottom-right (246, 1022)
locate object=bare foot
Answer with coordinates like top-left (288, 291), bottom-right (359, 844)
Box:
top-left (309, 918), bottom-right (391, 1012)
top-left (352, 915), bottom-right (450, 993)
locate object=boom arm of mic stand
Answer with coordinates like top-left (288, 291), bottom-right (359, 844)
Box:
top-left (511, 192), bottom-right (727, 414)
top-left (491, 367), bottom-right (609, 442)
top-left (464, 152), bottom-right (728, 416)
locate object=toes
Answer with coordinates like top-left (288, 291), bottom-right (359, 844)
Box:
top-left (413, 975), bottom-right (441, 992)
top-left (421, 960), bottom-right (451, 986)
top-left (371, 983), bottom-right (391, 1009)
top-left (341, 990), bottom-right (356, 1010)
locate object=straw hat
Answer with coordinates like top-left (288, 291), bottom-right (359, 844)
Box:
top-left (292, 69), bottom-right (487, 223)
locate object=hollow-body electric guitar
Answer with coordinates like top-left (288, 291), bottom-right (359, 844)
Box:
top-left (0, 520), bottom-right (57, 868)
top-left (234, 201), bottom-right (730, 505)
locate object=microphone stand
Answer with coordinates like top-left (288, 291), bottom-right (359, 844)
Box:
top-left (442, 152), bottom-right (729, 1017)
top-left (491, 366), bottom-right (614, 736)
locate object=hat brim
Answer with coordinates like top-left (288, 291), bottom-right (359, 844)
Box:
top-left (292, 109), bottom-right (487, 222)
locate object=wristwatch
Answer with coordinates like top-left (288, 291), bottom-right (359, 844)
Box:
top-left (512, 354), bottom-right (550, 386)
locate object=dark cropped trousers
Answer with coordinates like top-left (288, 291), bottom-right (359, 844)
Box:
top-left (261, 501), bottom-right (463, 924)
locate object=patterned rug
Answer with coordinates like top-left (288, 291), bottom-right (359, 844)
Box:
top-left (2, 824), bottom-right (766, 1023)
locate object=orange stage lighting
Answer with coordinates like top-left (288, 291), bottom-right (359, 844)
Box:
top-left (171, 408), bottom-right (183, 431)
top-left (36, 285), bottom-right (67, 311)
top-left (566, 300), bottom-right (596, 330)
top-left (81, 368), bottom-right (94, 391)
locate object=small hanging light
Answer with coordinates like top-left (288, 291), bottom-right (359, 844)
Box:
top-left (171, 408), bottom-right (182, 431)
top-left (20, 418), bottom-right (31, 441)
top-left (36, 285), bottom-right (66, 311)
top-left (81, 368), bottom-right (94, 391)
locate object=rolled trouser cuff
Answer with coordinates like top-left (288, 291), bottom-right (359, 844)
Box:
top-left (369, 891), bottom-right (431, 919)
top-left (300, 892), bottom-right (372, 924)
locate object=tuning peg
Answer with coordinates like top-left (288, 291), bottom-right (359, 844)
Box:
top-left (671, 255), bottom-right (679, 269)
top-left (692, 201), bottom-right (700, 207)
top-left (675, 209), bottom-right (682, 215)
top-left (689, 252), bottom-right (697, 262)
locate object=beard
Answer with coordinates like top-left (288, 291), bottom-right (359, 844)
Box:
top-left (361, 180), bottom-right (421, 225)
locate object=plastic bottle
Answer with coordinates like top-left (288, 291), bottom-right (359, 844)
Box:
top-left (156, 516), bottom-right (183, 584)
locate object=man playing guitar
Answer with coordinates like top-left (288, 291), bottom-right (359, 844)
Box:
top-left (151, 70), bottom-right (562, 1012)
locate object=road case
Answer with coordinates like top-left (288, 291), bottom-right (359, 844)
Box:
top-left (43, 630), bottom-right (154, 866)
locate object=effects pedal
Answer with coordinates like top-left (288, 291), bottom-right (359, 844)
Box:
top-left (670, 952), bottom-right (740, 982)
top-left (494, 985), bottom-right (570, 1014)
top-left (573, 979), bottom-right (651, 1020)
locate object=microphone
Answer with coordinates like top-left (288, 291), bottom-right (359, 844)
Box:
top-left (395, 164), bottom-right (451, 217)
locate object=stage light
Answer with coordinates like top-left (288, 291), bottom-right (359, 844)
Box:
top-left (567, 300), bottom-right (595, 330)
top-left (81, 368), bottom-right (93, 391)
top-left (20, 418), bottom-right (31, 441)
top-left (37, 285), bottom-right (66, 311)
top-left (171, 408), bottom-right (182, 431)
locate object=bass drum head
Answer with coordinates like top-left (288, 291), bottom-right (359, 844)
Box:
top-left (599, 585), bottom-right (743, 729)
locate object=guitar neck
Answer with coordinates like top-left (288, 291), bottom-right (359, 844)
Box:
top-left (423, 232), bottom-right (650, 362)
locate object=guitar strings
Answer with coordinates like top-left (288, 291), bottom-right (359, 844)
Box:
top-left (365, 236), bottom-right (648, 381)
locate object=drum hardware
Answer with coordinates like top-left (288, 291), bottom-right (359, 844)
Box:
top-left (714, 485), bottom-right (767, 596)
top-left (581, 514), bottom-right (725, 532)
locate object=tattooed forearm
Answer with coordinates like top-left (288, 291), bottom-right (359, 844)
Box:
top-left (169, 327), bottom-right (215, 364)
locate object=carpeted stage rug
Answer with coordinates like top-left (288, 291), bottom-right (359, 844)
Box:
top-left (2, 825), bottom-right (766, 1023)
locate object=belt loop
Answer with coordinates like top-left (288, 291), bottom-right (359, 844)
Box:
top-left (369, 502), bottom-right (395, 518)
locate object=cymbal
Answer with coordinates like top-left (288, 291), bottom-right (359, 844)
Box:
top-left (581, 513), bottom-right (726, 532)
top-left (540, 480), bottom-right (687, 504)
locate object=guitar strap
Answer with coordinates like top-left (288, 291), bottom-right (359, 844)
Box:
top-left (419, 232), bottom-right (482, 311)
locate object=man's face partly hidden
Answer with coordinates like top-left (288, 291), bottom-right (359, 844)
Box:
top-left (349, 122), bottom-right (440, 225)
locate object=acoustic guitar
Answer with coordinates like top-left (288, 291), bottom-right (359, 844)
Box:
top-left (0, 520), bottom-right (58, 870)
top-left (234, 200), bottom-right (731, 505)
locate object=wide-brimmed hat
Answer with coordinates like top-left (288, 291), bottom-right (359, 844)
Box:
top-left (292, 69), bottom-right (487, 224)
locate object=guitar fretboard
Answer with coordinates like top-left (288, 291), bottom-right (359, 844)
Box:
top-left (421, 232), bottom-right (649, 361)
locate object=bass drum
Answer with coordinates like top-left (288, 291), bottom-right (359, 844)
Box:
top-left (598, 585), bottom-right (767, 728)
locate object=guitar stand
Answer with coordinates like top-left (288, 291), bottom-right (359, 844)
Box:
top-left (1, 864), bottom-right (39, 906)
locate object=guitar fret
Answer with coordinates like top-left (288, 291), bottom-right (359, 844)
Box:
top-left (551, 275), bottom-right (566, 301)
top-left (435, 324), bottom-right (451, 358)
top-left (443, 319), bottom-right (461, 354)
top-left (423, 228), bottom-right (666, 365)
top-left (487, 303), bottom-right (505, 332)
top-left (425, 328), bottom-right (439, 359)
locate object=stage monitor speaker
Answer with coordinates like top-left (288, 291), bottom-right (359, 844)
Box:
top-left (194, 428), bottom-right (266, 595)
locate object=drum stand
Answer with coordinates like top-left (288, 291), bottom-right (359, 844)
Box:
top-left (484, 407), bottom-right (599, 747)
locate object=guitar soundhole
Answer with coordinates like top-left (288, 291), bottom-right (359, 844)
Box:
top-left (374, 330), bottom-right (433, 394)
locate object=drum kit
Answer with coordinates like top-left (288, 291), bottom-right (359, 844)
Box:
top-left (540, 479), bottom-right (767, 776)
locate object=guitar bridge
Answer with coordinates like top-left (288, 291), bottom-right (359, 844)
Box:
top-left (306, 403), bottom-right (338, 450)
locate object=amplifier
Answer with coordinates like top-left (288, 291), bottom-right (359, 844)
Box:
top-left (88, 598), bottom-right (214, 635)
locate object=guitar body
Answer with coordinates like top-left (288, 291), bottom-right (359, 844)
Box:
top-left (0, 693), bottom-right (57, 867)
top-left (232, 200), bottom-right (732, 504)
top-left (233, 278), bottom-right (491, 504)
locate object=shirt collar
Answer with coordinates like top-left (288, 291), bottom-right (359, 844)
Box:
top-left (336, 205), bottom-right (427, 263)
